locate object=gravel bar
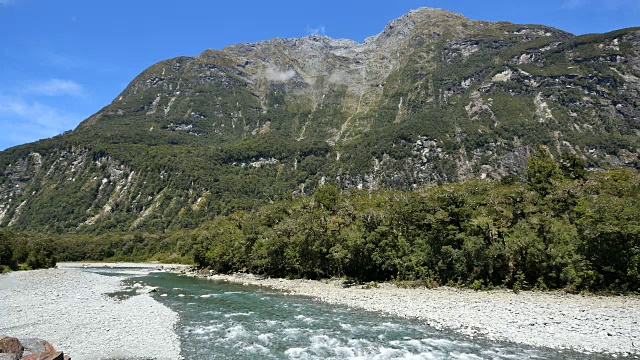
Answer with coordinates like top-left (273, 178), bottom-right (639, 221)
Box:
top-left (0, 267), bottom-right (181, 360)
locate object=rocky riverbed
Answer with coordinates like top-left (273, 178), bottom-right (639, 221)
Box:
top-left (2, 264), bottom-right (638, 358)
top-left (198, 273), bottom-right (640, 356)
top-left (0, 266), bottom-right (182, 360)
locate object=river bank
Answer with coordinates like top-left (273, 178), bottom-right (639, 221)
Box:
top-left (190, 272), bottom-right (640, 356)
top-left (58, 261), bottom-right (192, 270)
top-left (2, 263), bottom-right (638, 358)
top-left (0, 265), bottom-right (182, 360)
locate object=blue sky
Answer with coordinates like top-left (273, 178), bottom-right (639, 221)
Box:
top-left (0, 0), bottom-right (638, 150)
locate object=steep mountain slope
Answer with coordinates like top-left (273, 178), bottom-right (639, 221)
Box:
top-left (1, 8), bottom-right (639, 233)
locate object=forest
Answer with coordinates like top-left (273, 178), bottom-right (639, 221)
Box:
top-left (1, 146), bottom-right (639, 293)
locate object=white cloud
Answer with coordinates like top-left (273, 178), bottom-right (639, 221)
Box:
top-left (25, 79), bottom-right (84, 97)
top-left (265, 67), bottom-right (297, 82)
top-left (0, 96), bottom-right (82, 149)
top-left (0, 78), bottom-right (87, 149)
top-left (306, 24), bottom-right (326, 36)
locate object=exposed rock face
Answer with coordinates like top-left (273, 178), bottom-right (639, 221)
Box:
top-left (0, 8), bottom-right (638, 232)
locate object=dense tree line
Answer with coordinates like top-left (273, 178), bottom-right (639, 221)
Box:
top-left (187, 146), bottom-right (639, 292)
top-left (1, 147), bottom-right (638, 293)
top-left (0, 231), bottom-right (57, 272)
top-left (0, 231), bottom-right (192, 272)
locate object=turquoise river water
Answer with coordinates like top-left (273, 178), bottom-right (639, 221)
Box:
top-left (91, 268), bottom-right (617, 360)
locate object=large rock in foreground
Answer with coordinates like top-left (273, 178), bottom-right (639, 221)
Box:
top-left (0, 337), bottom-right (69, 360)
top-left (0, 337), bottom-right (24, 358)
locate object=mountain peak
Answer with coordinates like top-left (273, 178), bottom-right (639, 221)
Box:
top-left (396, 7), bottom-right (470, 24)
top-left (408, 7), bottom-right (464, 16)
top-left (363, 7), bottom-right (473, 47)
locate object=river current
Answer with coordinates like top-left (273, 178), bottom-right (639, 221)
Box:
top-left (91, 268), bottom-right (613, 360)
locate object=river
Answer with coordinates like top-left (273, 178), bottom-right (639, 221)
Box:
top-left (91, 267), bottom-right (614, 360)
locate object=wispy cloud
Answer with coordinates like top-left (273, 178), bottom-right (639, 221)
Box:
top-left (265, 67), bottom-right (297, 82)
top-left (306, 24), bottom-right (326, 36)
top-left (0, 96), bottom-right (82, 149)
top-left (0, 77), bottom-right (87, 148)
top-left (25, 79), bottom-right (84, 97)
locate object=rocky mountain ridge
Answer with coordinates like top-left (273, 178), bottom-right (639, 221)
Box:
top-left (1, 8), bottom-right (638, 233)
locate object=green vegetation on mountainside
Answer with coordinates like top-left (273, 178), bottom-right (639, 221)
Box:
top-left (3, 148), bottom-right (639, 293)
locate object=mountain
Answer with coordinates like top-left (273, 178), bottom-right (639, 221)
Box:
top-left (1, 8), bottom-right (639, 233)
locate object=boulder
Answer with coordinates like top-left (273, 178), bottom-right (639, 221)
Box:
top-left (20, 350), bottom-right (66, 360)
top-left (0, 353), bottom-right (19, 360)
top-left (19, 339), bottom-right (57, 359)
top-left (0, 337), bottom-right (69, 360)
top-left (135, 286), bottom-right (158, 294)
top-left (23, 350), bottom-right (65, 360)
top-left (19, 339), bottom-right (47, 357)
top-left (0, 336), bottom-right (24, 358)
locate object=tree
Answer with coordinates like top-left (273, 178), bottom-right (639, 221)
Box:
top-left (313, 184), bottom-right (340, 212)
top-left (25, 239), bottom-right (57, 270)
top-left (0, 231), bottom-right (17, 272)
top-left (560, 152), bottom-right (587, 180)
top-left (526, 144), bottom-right (562, 196)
